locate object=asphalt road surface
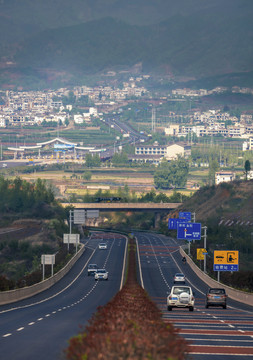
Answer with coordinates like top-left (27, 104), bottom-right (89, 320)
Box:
top-left (0, 232), bottom-right (127, 360)
top-left (135, 231), bottom-right (253, 360)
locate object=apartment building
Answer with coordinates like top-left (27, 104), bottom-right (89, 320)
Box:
top-left (134, 142), bottom-right (190, 161)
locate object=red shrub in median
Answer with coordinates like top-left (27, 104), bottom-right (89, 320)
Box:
top-left (65, 238), bottom-right (188, 360)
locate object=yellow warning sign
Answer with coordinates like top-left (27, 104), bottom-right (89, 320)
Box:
top-left (214, 250), bottom-right (239, 265)
top-left (197, 248), bottom-right (207, 260)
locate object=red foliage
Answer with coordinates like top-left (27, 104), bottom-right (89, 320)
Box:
top-left (65, 238), bottom-right (188, 360)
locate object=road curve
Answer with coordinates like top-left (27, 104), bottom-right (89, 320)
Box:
top-left (0, 233), bottom-right (127, 360)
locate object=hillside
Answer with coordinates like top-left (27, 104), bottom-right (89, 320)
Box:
top-left (0, 0), bottom-right (252, 88)
top-left (0, 0), bottom-right (242, 28)
top-left (176, 180), bottom-right (253, 225)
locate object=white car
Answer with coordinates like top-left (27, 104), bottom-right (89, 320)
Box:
top-left (167, 286), bottom-right (194, 311)
top-left (95, 269), bottom-right (108, 281)
top-left (173, 273), bottom-right (185, 284)
top-left (98, 243), bottom-right (107, 249)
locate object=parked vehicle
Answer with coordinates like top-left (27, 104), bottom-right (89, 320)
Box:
top-left (87, 264), bottom-right (98, 276)
top-left (167, 286), bottom-right (194, 311)
top-left (173, 273), bottom-right (185, 284)
top-left (206, 288), bottom-right (227, 309)
top-left (95, 269), bottom-right (108, 281)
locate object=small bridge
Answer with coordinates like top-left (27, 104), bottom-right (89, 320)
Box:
top-left (62, 202), bottom-right (181, 227)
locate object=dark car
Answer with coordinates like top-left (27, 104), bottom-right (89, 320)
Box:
top-left (87, 264), bottom-right (98, 276)
top-left (206, 288), bottom-right (227, 309)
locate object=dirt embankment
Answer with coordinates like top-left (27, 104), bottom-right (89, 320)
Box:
top-left (170, 180), bottom-right (253, 224)
top-left (0, 219), bottom-right (56, 247)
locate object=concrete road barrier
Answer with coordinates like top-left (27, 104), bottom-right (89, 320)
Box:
top-left (0, 244), bottom-right (85, 305)
top-left (180, 247), bottom-right (253, 307)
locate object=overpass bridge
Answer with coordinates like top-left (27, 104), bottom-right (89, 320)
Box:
top-left (62, 202), bottom-right (181, 211)
top-left (62, 202), bottom-right (182, 227)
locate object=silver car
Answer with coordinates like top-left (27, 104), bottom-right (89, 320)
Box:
top-left (167, 286), bottom-right (194, 311)
top-left (173, 273), bottom-right (185, 284)
top-left (206, 288), bottom-right (227, 309)
top-left (95, 269), bottom-right (108, 281)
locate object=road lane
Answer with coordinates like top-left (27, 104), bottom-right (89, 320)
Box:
top-left (0, 233), bottom-right (127, 360)
top-left (135, 232), bottom-right (253, 360)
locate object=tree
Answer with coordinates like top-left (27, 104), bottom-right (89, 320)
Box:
top-left (85, 153), bottom-right (101, 168)
top-left (208, 158), bottom-right (219, 185)
top-left (154, 157), bottom-right (189, 189)
top-left (111, 152), bottom-right (129, 167)
top-left (82, 171), bottom-right (92, 181)
top-left (244, 160), bottom-right (251, 180)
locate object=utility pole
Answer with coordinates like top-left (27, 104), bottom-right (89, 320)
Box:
top-left (151, 108), bottom-right (156, 132)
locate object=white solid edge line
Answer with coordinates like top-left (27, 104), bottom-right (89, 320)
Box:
top-left (136, 237), bottom-right (144, 289)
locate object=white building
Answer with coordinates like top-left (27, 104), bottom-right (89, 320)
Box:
top-left (215, 171), bottom-right (236, 185)
top-left (74, 114), bottom-right (84, 124)
top-left (0, 116), bottom-right (6, 127)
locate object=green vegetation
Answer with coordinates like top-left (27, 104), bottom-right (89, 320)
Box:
top-left (0, 176), bottom-right (73, 290)
top-left (154, 157), bottom-right (189, 189)
top-left (0, 176), bottom-right (55, 218)
top-left (244, 160), bottom-right (251, 180)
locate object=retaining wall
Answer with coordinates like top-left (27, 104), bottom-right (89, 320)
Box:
top-left (0, 244), bottom-right (85, 305)
top-left (180, 247), bottom-right (253, 307)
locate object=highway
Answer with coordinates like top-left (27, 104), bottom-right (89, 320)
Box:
top-left (0, 232), bottom-right (127, 360)
top-left (135, 232), bottom-right (253, 360)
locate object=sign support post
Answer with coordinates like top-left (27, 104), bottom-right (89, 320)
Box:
top-left (217, 271), bottom-right (220, 282)
top-left (69, 209), bottom-right (72, 252)
top-left (42, 255), bottom-right (45, 281)
top-left (202, 226), bottom-right (207, 273)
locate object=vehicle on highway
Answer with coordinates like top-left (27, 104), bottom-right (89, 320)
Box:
top-left (87, 264), bottom-right (98, 276)
top-left (173, 273), bottom-right (185, 284)
top-left (2, 163), bottom-right (7, 168)
top-left (98, 242), bottom-right (107, 249)
top-left (95, 269), bottom-right (108, 281)
top-left (167, 285), bottom-right (194, 311)
top-left (206, 288), bottom-right (227, 309)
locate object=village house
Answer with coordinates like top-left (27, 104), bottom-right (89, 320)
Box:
top-left (215, 171), bottom-right (236, 185)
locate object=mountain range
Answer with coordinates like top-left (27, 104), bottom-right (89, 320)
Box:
top-left (0, 0), bottom-right (252, 88)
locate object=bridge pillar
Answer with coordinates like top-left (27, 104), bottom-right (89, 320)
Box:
top-left (154, 212), bottom-right (161, 228)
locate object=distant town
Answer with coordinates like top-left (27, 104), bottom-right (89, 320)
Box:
top-left (1, 75), bottom-right (253, 163)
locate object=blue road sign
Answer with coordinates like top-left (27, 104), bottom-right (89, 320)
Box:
top-left (168, 218), bottom-right (189, 230)
top-left (213, 264), bottom-right (239, 272)
top-left (179, 212), bottom-right (192, 221)
top-left (177, 222), bottom-right (201, 240)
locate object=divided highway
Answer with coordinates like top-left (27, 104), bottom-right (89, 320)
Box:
top-left (135, 232), bottom-right (253, 360)
top-left (1, 231), bottom-right (252, 359)
top-left (0, 233), bottom-right (127, 360)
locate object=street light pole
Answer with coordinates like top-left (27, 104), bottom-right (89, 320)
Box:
top-left (202, 226), bottom-right (207, 273)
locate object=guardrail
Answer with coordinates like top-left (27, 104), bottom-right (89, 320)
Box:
top-left (0, 244), bottom-right (85, 306)
top-left (180, 247), bottom-right (253, 307)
